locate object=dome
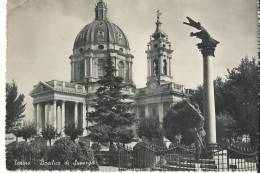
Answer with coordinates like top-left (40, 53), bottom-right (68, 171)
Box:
top-left (73, 20), bottom-right (130, 50)
top-left (73, 0), bottom-right (130, 50)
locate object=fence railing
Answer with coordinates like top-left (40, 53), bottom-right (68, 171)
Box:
top-left (118, 142), bottom-right (258, 171)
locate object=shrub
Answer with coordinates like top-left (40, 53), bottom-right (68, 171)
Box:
top-left (91, 142), bottom-right (101, 152)
top-left (41, 125), bottom-right (60, 146)
top-left (137, 116), bottom-right (163, 141)
top-left (48, 137), bottom-right (98, 170)
top-left (14, 122), bottom-right (37, 142)
top-left (64, 123), bottom-right (83, 142)
top-left (6, 140), bottom-right (50, 170)
top-left (6, 142), bottom-right (18, 170)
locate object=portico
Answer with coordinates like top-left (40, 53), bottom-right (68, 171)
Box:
top-left (30, 80), bottom-right (88, 136)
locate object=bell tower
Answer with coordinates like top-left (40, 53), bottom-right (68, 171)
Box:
top-left (146, 10), bottom-right (173, 88)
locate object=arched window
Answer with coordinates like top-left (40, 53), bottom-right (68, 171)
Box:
top-left (97, 30), bottom-right (105, 42)
top-left (118, 61), bottom-right (125, 78)
top-left (98, 59), bottom-right (105, 77)
top-left (153, 59), bottom-right (159, 76)
top-left (163, 59), bottom-right (167, 75)
top-left (79, 60), bottom-right (85, 79)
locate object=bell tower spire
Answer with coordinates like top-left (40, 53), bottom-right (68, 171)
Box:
top-left (155, 10), bottom-right (162, 32)
top-left (95, 0), bottom-right (107, 20)
top-left (146, 10), bottom-right (174, 88)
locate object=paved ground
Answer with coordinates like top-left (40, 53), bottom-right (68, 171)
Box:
top-left (99, 166), bottom-right (119, 171)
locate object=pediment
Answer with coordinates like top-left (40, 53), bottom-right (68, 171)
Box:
top-left (30, 81), bottom-right (54, 96)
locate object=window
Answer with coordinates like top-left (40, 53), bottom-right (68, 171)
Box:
top-left (163, 59), bottom-right (167, 75)
top-left (97, 30), bottom-right (105, 42)
top-left (118, 61), bottom-right (124, 79)
top-left (153, 59), bottom-right (159, 76)
top-left (79, 60), bottom-right (85, 79)
top-left (79, 48), bottom-right (84, 53)
top-left (98, 59), bottom-right (105, 77)
top-left (98, 45), bottom-right (104, 49)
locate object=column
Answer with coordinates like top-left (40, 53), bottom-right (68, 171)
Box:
top-left (33, 104), bottom-right (37, 127)
top-left (74, 102), bottom-right (78, 127)
top-left (56, 105), bottom-right (61, 134)
top-left (71, 61), bottom-right (74, 81)
top-left (84, 58), bottom-right (87, 77)
top-left (82, 103), bottom-right (87, 136)
top-left (169, 58), bottom-right (171, 76)
top-left (61, 101), bottom-right (65, 136)
top-left (89, 57), bottom-right (93, 77)
top-left (44, 103), bottom-right (49, 128)
top-left (53, 100), bottom-right (57, 129)
top-left (130, 62), bottom-right (133, 80)
top-left (158, 103), bottom-right (164, 126)
top-left (36, 103), bottom-right (41, 134)
top-left (145, 104), bottom-right (149, 117)
top-left (203, 55), bottom-right (217, 145)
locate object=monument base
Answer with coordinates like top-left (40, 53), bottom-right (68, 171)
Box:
top-left (207, 143), bottom-right (218, 151)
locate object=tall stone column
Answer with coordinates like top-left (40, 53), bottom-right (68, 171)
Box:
top-left (84, 58), bottom-right (87, 77)
top-left (169, 58), bottom-right (171, 76)
top-left (36, 104), bottom-right (40, 134)
top-left (74, 102), bottom-right (78, 127)
top-left (71, 61), bottom-right (74, 82)
top-left (33, 104), bottom-right (37, 126)
top-left (61, 101), bottom-right (65, 136)
top-left (183, 16), bottom-right (219, 147)
top-left (145, 104), bottom-right (149, 117)
top-left (44, 103), bottom-right (49, 128)
top-left (130, 62), bottom-right (133, 80)
top-left (89, 57), bottom-right (93, 77)
top-left (158, 103), bottom-right (164, 127)
top-left (82, 103), bottom-right (87, 136)
top-left (56, 105), bottom-right (61, 134)
top-left (53, 100), bottom-right (57, 129)
top-left (203, 55), bottom-right (216, 145)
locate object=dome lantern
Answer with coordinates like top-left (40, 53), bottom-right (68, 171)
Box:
top-left (95, 0), bottom-right (107, 20)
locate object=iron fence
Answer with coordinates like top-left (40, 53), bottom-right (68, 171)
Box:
top-left (118, 142), bottom-right (258, 171)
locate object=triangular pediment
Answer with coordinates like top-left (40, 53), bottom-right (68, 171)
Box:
top-left (30, 81), bottom-right (54, 96)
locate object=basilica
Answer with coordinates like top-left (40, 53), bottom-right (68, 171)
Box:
top-left (30, 0), bottom-right (193, 136)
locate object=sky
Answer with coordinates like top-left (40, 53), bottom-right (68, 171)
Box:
top-left (6, 0), bottom-right (258, 121)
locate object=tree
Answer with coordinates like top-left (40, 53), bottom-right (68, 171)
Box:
top-left (41, 124), bottom-right (60, 146)
top-left (6, 81), bottom-right (26, 133)
top-left (87, 55), bottom-right (135, 146)
top-left (64, 122), bottom-right (83, 142)
top-left (216, 113), bottom-right (237, 144)
top-left (224, 57), bottom-right (258, 144)
top-left (137, 116), bottom-right (163, 141)
top-left (190, 57), bottom-right (258, 144)
top-left (16, 121), bottom-right (37, 142)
